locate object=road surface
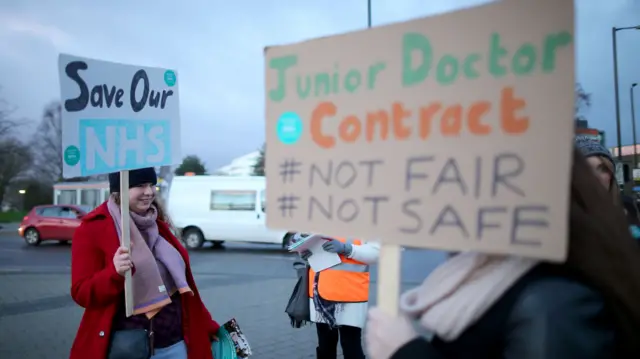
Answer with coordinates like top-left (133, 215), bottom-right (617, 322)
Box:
top-left (0, 232), bottom-right (446, 358)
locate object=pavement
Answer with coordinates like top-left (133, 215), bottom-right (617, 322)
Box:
top-left (0, 222), bottom-right (19, 234)
top-left (0, 232), bottom-right (446, 359)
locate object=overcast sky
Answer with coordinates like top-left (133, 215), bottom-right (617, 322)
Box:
top-left (0, 0), bottom-right (638, 171)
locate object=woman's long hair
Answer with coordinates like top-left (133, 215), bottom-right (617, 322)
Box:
top-left (597, 154), bottom-right (621, 206)
top-left (568, 148), bottom-right (640, 355)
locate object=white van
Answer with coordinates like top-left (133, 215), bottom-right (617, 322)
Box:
top-left (167, 175), bottom-right (292, 249)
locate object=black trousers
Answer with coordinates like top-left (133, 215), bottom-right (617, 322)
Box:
top-left (316, 323), bottom-right (365, 359)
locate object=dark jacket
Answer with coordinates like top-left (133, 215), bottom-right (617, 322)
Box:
top-left (621, 195), bottom-right (640, 226)
top-left (391, 266), bottom-right (616, 359)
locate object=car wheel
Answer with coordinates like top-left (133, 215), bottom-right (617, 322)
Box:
top-left (24, 228), bottom-right (41, 246)
top-left (182, 228), bottom-right (204, 250)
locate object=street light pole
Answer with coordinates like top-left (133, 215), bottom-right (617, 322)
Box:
top-left (612, 25), bottom-right (640, 163)
top-left (367, 0), bottom-right (372, 28)
top-left (613, 27), bottom-right (622, 161)
top-left (632, 83), bottom-right (638, 168)
top-left (18, 189), bottom-right (26, 211)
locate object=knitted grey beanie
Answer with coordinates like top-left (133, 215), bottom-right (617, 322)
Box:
top-left (575, 137), bottom-right (615, 167)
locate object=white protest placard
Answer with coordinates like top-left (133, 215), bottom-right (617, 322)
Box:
top-left (265, 0), bottom-right (574, 313)
top-left (58, 54), bottom-right (181, 178)
top-left (58, 54), bottom-right (182, 317)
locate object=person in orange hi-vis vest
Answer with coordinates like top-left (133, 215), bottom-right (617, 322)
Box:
top-left (292, 233), bottom-right (380, 359)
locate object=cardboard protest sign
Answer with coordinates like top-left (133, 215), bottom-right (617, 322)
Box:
top-left (265, 0), bottom-right (574, 262)
top-left (58, 54), bottom-right (181, 178)
top-left (58, 54), bottom-right (182, 316)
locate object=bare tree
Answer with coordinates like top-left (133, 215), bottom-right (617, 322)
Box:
top-left (0, 138), bottom-right (32, 206)
top-left (575, 83), bottom-right (591, 123)
top-left (0, 93), bottom-right (31, 206)
top-left (0, 91), bottom-right (22, 138)
top-left (0, 105), bottom-right (19, 138)
top-left (31, 101), bottom-right (63, 182)
top-left (252, 143), bottom-right (265, 176)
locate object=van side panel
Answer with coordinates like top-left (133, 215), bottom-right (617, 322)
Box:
top-left (167, 176), bottom-right (287, 244)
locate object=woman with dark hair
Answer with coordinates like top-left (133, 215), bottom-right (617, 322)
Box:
top-left (70, 168), bottom-right (219, 359)
top-left (575, 137), bottom-right (621, 203)
top-left (575, 138), bottom-right (640, 237)
top-left (365, 149), bottom-right (640, 359)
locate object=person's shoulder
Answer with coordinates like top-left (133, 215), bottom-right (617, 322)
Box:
top-left (515, 273), bottom-right (605, 314)
top-left (82, 202), bottom-right (110, 223)
top-left (76, 203), bottom-right (112, 235)
top-left (503, 270), bottom-right (616, 357)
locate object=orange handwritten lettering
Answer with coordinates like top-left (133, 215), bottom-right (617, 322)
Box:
top-left (339, 115), bottom-right (361, 143)
top-left (468, 101), bottom-right (492, 135)
top-left (501, 87), bottom-right (529, 134)
top-left (365, 110), bottom-right (390, 142)
top-left (308, 86), bottom-right (529, 149)
top-left (441, 105), bottom-right (463, 136)
top-left (311, 101), bottom-right (337, 149)
top-left (392, 102), bottom-right (412, 140)
top-left (419, 103), bottom-right (441, 140)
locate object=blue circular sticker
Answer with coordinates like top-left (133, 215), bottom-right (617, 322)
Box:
top-left (63, 145), bottom-right (80, 166)
top-left (276, 112), bottom-right (303, 145)
top-left (164, 70), bottom-right (177, 87)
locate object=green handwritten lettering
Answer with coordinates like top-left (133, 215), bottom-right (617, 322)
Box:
top-left (314, 72), bottom-right (331, 96)
top-left (436, 55), bottom-right (459, 85)
top-left (463, 54), bottom-right (480, 79)
top-left (368, 62), bottom-right (386, 89)
top-left (345, 69), bottom-right (362, 93)
top-left (269, 55), bottom-right (297, 102)
top-left (512, 43), bottom-right (537, 75)
top-left (297, 76), bottom-right (311, 99)
top-left (489, 33), bottom-right (508, 78)
top-left (402, 33), bottom-right (432, 87)
top-left (542, 31), bottom-right (573, 72)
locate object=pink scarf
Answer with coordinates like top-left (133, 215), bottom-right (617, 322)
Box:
top-left (399, 252), bottom-right (537, 341)
top-left (107, 196), bottom-right (192, 318)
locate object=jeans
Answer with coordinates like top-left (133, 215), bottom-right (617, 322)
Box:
top-left (150, 341), bottom-right (187, 359)
top-left (316, 323), bottom-right (365, 359)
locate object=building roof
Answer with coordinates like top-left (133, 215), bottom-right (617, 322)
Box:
top-left (215, 151), bottom-right (261, 176)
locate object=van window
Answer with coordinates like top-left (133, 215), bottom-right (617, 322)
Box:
top-left (210, 190), bottom-right (256, 211)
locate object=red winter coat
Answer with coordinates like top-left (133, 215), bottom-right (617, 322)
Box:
top-left (69, 202), bottom-right (219, 359)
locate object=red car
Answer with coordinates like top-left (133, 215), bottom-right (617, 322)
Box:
top-left (19, 204), bottom-right (92, 246)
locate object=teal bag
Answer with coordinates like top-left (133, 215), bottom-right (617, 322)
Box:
top-left (212, 326), bottom-right (237, 359)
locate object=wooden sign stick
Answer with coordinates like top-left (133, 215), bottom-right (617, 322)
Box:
top-left (119, 170), bottom-right (134, 317)
top-left (376, 243), bottom-right (402, 315)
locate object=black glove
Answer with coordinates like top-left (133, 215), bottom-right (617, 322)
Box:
top-left (301, 250), bottom-right (312, 260)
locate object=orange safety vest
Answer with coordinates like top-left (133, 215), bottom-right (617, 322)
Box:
top-left (308, 237), bottom-right (370, 303)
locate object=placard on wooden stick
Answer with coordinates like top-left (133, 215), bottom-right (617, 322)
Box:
top-left (119, 170), bottom-right (134, 316)
top-left (264, 0), bottom-right (575, 313)
top-left (58, 54), bottom-right (182, 317)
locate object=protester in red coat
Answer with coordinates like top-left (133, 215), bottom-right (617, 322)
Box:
top-left (70, 168), bottom-right (219, 359)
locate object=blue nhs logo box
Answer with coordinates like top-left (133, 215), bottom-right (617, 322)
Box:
top-left (78, 119), bottom-right (172, 176)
